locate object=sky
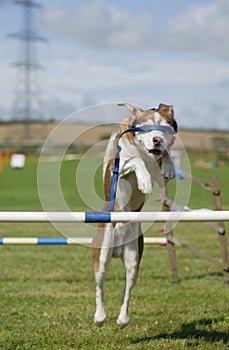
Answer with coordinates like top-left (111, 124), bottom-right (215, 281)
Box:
top-left (0, 0), bottom-right (229, 130)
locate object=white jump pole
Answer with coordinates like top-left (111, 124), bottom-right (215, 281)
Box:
top-left (0, 237), bottom-right (167, 245)
top-left (0, 211), bottom-right (229, 223)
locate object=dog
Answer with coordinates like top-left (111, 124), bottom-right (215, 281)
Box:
top-left (92, 102), bottom-right (177, 327)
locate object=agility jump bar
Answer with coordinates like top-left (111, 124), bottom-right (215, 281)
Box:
top-left (0, 237), bottom-right (167, 245)
top-left (0, 211), bottom-right (229, 222)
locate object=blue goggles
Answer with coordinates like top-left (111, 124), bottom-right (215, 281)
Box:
top-left (119, 124), bottom-right (177, 138)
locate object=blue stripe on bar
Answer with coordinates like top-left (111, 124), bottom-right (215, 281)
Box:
top-left (0, 238), bottom-right (3, 245)
top-left (85, 212), bottom-right (111, 223)
top-left (37, 238), bottom-right (68, 245)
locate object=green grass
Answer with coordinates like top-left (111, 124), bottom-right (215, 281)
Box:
top-left (0, 156), bottom-right (228, 349)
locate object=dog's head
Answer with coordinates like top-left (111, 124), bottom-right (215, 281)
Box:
top-left (118, 102), bottom-right (177, 160)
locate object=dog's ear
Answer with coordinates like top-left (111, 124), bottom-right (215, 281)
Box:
top-left (157, 103), bottom-right (174, 117)
top-left (117, 103), bottom-right (143, 119)
top-left (157, 103), bottom-right (178, 132)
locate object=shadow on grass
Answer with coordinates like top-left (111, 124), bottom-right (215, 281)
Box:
top-left (181, 271), bottom-right (224, 281)
top-left (182, 271), bottom-right (229, 284)
top-left (143, 271), bottom-right (225, 280)
top-left (131, 318), bottom-right (229, 345)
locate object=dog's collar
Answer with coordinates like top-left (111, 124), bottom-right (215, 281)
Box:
top-left (108, 125), bottom-right (177, 212)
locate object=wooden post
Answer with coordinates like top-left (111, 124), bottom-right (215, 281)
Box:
top-left (3, 148), bottom-right (10, 165)
top-left (211, 176), bottom-right (229, 282)
top-left (0, 151), bottom-right (3, 173)
top-left (162, 187), bottom-right (179, 283)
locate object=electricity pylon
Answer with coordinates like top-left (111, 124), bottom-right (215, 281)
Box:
top-left (8, 0), bottom-right (46, 140)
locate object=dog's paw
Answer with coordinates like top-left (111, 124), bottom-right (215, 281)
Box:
top-left (161, 154), bottom-right (176, 179)
top-left (94, 308), bottom-right (106, 327)
top-left (94, 314), bottom-right (106, 327)
top-left (137, 174), bottom-right (153, 194)
top-left (116, 318), bottom-right (130, 328)
top-left (161, 164), bottom-right (176, 179)
top-left (116, 314), bottom-right (130, 328)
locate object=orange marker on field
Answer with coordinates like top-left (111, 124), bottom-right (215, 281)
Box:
top-left (3, 149), bottom-right (10, 165)
top-left (0, 152), bottom-right (3, 173)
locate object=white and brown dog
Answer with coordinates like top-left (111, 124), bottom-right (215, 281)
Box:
top-left (92, 103), bottom-right (177, 327)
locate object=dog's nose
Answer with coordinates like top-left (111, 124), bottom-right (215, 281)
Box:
top-left (153, 136), bottom-right (163, 146)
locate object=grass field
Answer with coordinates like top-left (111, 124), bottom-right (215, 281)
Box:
top-left (0, 155), bottom-right (228, 350)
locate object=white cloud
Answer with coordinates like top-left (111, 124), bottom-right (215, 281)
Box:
top-left (41, 0), bottom-right (155, 50)
top-left (40, 46), bottom-right (229, 127)
top-left (41, 0), bottom-right (229, 58)
top-left (165, 0), bottom-right (229, 59)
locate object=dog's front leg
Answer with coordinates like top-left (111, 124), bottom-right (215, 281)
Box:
top-left (161, 151), bottom-right (176, 179)
top-left (121, 158), bottom-right (153, 195)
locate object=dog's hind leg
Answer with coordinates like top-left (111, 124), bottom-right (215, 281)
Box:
top-left (92, 224), bottom-right (114, 327)
top-left (93, 248), bottom-right (113, 326)
top-left (117, 224), bottom-right (144, 328)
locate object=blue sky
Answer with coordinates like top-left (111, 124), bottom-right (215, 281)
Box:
top-left (0, 0), bottom-right (229, 130)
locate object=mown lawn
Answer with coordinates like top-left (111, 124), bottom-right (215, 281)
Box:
top-left (0, 156), bottom-right (228, 350)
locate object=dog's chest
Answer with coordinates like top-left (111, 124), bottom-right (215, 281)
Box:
top-left (117, 171), bottom-right (146, 211)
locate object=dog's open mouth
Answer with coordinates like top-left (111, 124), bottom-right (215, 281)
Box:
top-left (147, 148), bottom-right (162, 156)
